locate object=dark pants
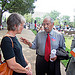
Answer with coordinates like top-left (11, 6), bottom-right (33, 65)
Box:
top-left (36, 55), bottom-right (61, 75)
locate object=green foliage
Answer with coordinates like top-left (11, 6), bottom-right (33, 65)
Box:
top-left (49, 10), bottom-right (60, 20)
top-left (24, 14), bottom-right (32, 23)
top-left (61, 16), bottom-right (70, 25)
top-left (35, 17), bottom-right (41, 24)
top-left (43, 10), bottom-right (60, 21)
top-left (1, 0), bottom-right (35, 15)
top-left (73, 22), bottom-right (75, 27)
top-left (61, 24), bottom-right (64, 27)
top-left (61, 36), bottom-right (73, 67)
top-left (65, 36), bottom-right (73, 49)
top-left (54, 18), bottom-right (60, 25)
top-left (69, 22), bottom-right (74, 27)
top-left (42, 10), bottom-right (73, 28)
top-left (61, 59), bottom-right (69, 67)
top-left (31, 29), bottom-right (37, 35)
top-left (0, 0), bottom-right (36, 25)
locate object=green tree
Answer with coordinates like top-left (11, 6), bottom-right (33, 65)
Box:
top-left (61, 16), bottom-right (70, 25)
top-left (0, 0), bottom-right (36, 25)
top-left (35, 17), bottom-right (41, 24)
top-left (24, 14), bottom-right (32, 23)
top-left (49, 10), bottom-right (60, 20)
top-left (43, 10), bottom-right (60, 21)
top-left (54, 18), bottom-right (60, 25)
top-left (69, 22), bottom-right (74, 27)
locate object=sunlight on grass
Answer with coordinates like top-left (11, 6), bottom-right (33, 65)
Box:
top-left (65, 36), bottom-right (73, 49)
top-left (31, 29), bottom-right (37, 35)
top-left (61, 36), bottom-right (73, 67)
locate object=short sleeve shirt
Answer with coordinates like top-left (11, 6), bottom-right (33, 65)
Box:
top-left (1, 36), bottom-right (27, 75)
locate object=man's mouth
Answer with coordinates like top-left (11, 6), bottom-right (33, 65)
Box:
top-left (45, 28), bottom-right (48, 29)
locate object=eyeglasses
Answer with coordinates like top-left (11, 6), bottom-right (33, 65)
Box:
top-left (42, 23), bottom-right (51, 26)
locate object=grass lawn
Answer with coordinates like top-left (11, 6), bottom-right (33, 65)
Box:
top-left (61, 36), bottom-right (73, 67)
top-left (31, 29), bottom-right (37, 35)
top-left (31, 29), bottom-right (74, 67)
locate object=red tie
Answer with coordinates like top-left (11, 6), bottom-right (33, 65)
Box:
top-left (45, 33), bottom-right (51, 62)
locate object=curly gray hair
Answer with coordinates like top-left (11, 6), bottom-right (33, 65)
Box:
top-left (44, 16), bottom-right (54, 24)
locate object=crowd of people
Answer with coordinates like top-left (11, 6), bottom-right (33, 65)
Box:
top-left (0, 13), bottom-right (75, 75)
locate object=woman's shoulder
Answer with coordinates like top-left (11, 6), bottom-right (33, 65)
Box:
top-left (2, 36), bottom-right (11, 41)
top-left (1, 36), bottom-right (16, 44)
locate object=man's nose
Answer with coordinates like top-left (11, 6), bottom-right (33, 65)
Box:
top-left (44, 24), bottom-right (47, 27)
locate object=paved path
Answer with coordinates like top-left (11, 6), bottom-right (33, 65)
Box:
top-left (0, 29), bottom-right (66, 75)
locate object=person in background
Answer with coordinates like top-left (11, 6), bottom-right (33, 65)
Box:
top-left (20, 17), bottom-right (66, 75)
top-left (53, 26), bottom-right (57, 30)
top-left (34, 20), bottom-right (37, 30)
top-left (66, 36), bottom-right (75, 75)
top-left (38, 26), bottom-right (44, 32)
top-left (1, 13), bottom-right (32, 75)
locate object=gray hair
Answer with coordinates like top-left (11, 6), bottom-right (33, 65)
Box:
top-left (7, 13), bottom-right (26, 31)
top-left (44, 16), bottom-right (54, 24)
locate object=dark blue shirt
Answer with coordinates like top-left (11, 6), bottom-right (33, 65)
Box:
top-left (1, 36), bottom-right (27, 75)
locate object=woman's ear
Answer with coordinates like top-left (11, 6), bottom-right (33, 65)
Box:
top-left (14, 24), bottom-right (18, 30)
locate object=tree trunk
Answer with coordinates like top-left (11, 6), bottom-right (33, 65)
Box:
top-left (0, 9), bottom-right (2, 26)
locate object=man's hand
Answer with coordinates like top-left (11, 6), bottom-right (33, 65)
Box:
top-left (20, 37), bottom-right (32, 47)
top-left (50, 55), bottom-right (57, 61)
top-left (25, 63), bottom-right (32, 75)
top-left (25, 63), bottom-right (32, 71)
top-left (20, 37), bottom-right (29, 44)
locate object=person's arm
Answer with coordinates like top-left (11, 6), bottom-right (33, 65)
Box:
top-left (20, 37), bottom-right (37, 49)
top-left (6, 57), bottom-right (31, 74)
top-left (20, 37), bottom-right (32, 47)
top-left (24, 55), bottom-right (32, 71)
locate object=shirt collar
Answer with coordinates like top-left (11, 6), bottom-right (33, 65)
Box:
top-left (44, 29), bottom-right (54, 36)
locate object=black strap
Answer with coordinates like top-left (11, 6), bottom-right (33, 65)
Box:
top-left (65, 57), bottom-right (71, 71)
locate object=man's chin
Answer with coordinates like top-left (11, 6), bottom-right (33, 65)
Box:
top-left (45, 30), bottom-right (50, 33)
